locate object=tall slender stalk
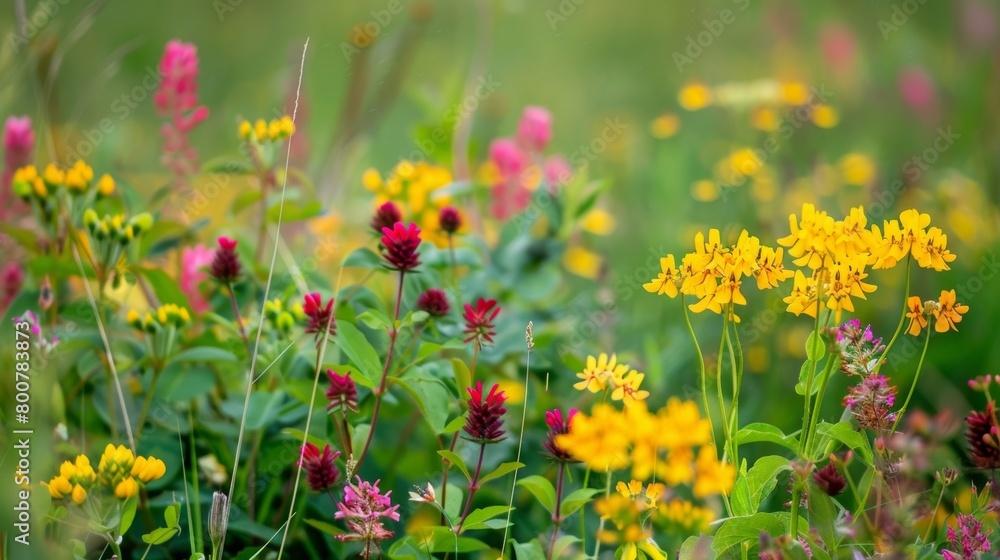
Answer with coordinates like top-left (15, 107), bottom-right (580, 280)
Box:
top-left (890, 327), bottom-right (932, 434)
top-left (500, 323), bottom-right (533, 558)
top-left (547, 464), bottom-right (566, 560)
top-left (590, 473), bottom-right (613, 559)
top-left (876, 256), bottom-right (912, 373)
top-left (456, 443), bottom-right (487, 533)
top-left (441, 343), bottom-right (480, 520)
top-left (681, 297), bottom-right (715, 447)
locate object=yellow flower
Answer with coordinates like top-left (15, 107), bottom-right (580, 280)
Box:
top-left (616, 479), bottom-right (644, 500)
top-left (581, 208), bottom-right (615, 235)
top-left (115, 477), bottom-right (139, 499)
top-left (555, 404), bottom-right (631, 471)
top-left (661, 448), bottom-right (695, 485)
top-left (45, 475), bottom-right (73, 500)
top-left (678, 82), bottom-right (713, 111)
top-left (99, 444), bottom-right (136, 488)
top-left (71, 484), bottom-right (88, 505)
top-left (778, 203), bottom-right (836, 270)
top-left (657, 398), bottom-right (712, 450)
top-left (563, 246), bottom-right (602, 279)
top-left (693, 445), bottom-right (735, 498)
top-left (643, 256), bottom-right (680, 297)
top-left (616, 480), bottom-right (663, 512)
top-left (839, 153), bottom-right (876, 186)
top-left (913, 227), bottom-right (956, 271)
top-left (750, 106), bottom-right (778, 131)
top-left (691, 179), bottom-right (720, 202)
top-left (779, 82), bottom-right (810, 105)
top-left (132, 456), bottom-right (167, 483)
top-left (906, 297), bottom-right (930, 336)
top-left (753, 246), bottom-right (793, 289)
top-left (611, 370), bottom-right (649, 406)
top-left (931, 289), bottom-right (968, 333)
top-left (45, 455), bottom-right (96, 505)
top-left (363, 168), bottom-right (383, 191)
top-left (238, 120), bottom-right (252, 139)
top-left (574, 353), bottom-right (629, 393)
top-left (658, 499), bottom-right (714, 533)
top-left (97, 174), bottom-right (116, 196)
top-left (253, 119), bottom-right (268, 142)
top-left (649, 113), bottom-right (680, 138)
top-left (783, 269), bottom-right (819, 318)
top-left (811, 104), bottom-right (839, 128)
top-left (43, 163), bottom-right (64, 185)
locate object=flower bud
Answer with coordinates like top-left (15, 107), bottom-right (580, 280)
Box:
top-left (209, 491), bottom-right (229, 550)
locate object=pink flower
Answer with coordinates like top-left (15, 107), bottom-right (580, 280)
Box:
top-left (516, 106), bottom-right (553, 152)
top-left (181, 244), bottom-right (214, 313)
top-left (898, 67), bottom-right (937, 114)
top-left (819, 23), bottom-right (856, 72)
top-left (544, 155), bottom-right (572, 190)
top-left (380, 222), bottom-right (422, 272)
top-left (155, 40), bottom-right (208, 212)
top-left (462, 297), bottom-right (500, 346)
top-left (334, 477), bottom-right (399, 559)
top-left (1, 262), bottom-right (24, 315)
top-left (1, 116), bottom-right (34, 217)
top-left (298, 443), bottom-right (341, 492)
top-left (489, 138), bottom-right (527, 179)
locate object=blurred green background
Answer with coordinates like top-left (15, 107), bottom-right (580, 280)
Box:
top-left (3, 0), bottom-right (999, 446)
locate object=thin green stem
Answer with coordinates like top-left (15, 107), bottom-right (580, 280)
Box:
top-left (877, 256), bottom-right (912, 373)
top-left (922, 482), bottom-right (946, 542)
top-left (890, 328), bottom-right (932, 434)
top-left (799, 280), bottom-right (825, 457)
top-left (547, 464), bottom-right (566, 560)
top-left (805, 356), bottom-right (838, 459)
top-left (724, 308), bottom-right (740, 470)
top-left (716, 313), bottom-right (731, 457)
top-left (456, 443), bottom-right (487, 533)
top-left (579, 468), bottom-right (591, 551)
top-left (681, 297), bottom-right (715, 447)
top-left (591, 472), bottom-right (613, 560)
top-left (135, 366), bottom-right (163, 440)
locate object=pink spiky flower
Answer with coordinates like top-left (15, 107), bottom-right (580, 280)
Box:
top-left (416, 288), bottom-right (450, 318)
top-left (380, 222), bottom-right (422, 272)
top-left (462, 297), bottom-right (500, 346)
top-left (334, 477), bottom-right (400, 559)
top-left (303, 292), bottom-right (336, 340)
top-left (326, 369), bottom-right (358, 413)
top-left (463, 381), bottom-right (507, 443)
top-left (542, 408), bottom-right (577, 462)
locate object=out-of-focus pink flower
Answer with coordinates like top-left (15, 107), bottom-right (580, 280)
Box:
top-left (544, 156), bottom-right (572, 189)
top-left (898, 67), bottom-right (937, 114)
top-left (181, 244), bottom-right (214, 313)
top-left (819, 23), bottom-right (857, 72)
top-left (962, 0), bottom-right (997, 48)
top-left (489, 138), bottom-right (527, 178)
top-left (1, 116), bottom-right (34, 218)
top-left (1, 262), bottom-right (24, 314)
top-left (155, 40), bottom-right (208, 214)
top-left (516, 106), bottom-right (553, 152)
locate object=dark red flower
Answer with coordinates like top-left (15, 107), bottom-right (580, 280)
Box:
top-left (303, 292), bottom-right (336, 340)
top-left (462, 298), bottom-right (500, 346)
top-left (438, 206), bottom-right (462, 235)
top-left (542, 408), bottom-right (577, 462)
top-left (299, 443), bottom-right (341, 492)
top-left (416, 288), bottom-right (450, 317)
top-left (812, 463), bottom-right (847, 496)
top-left (210, 236), bottom-right (241, 283)
top-left (380, 222), bottom-right (422, 272)
top-left (966, 401), bottom-right (1000, 469)
top-left (463, 381), bottom-right (507, 443)
top-left (370, 201), bottom-right (402, 236)
top-left (326, 369), bottom-right (358, 413)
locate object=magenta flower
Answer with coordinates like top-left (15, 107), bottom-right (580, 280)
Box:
top-left (966, 401), bottom-right (1000, 469)
top-left (370, 201), bottom-right (402, 236)
top-left (516, 106), bottom-right (553, 152)
top-left (1, 116), bottom-right (34, 219)
top-left (463, 381), bottom-right (508, 443)
top-left (416, 288), bottom-right (450, 318)
top-left (210, 236), bottom-right (241, 283)
top-left (489, 138), bottom-right (527, 178)
top-left (462, 297), bottom-right (500, 346)
top-left (303, 292), bottom-right (336, 340)
top-left (943, 513), bottom-right (992, 560)
top-left (843, 374), bottom-right (897, 431)
top-left (154, 40), bottom-right (209, 202)
top-left (542, 408), bottom-right (577, 462)
top-left (544, 155), bottom-right (572, 189)
top-left (1, 262), bottom-right (24, 315)
top-left (181, 244), bottom-right (213, 313)
top-left (812, 463), bottom-right (846, 496)
top-left (326, 370), bottom-right (358, 413)
top-left (334, 477), bottom-right (400, 559)
top-left (299, 443), bottom-right (341, 492)
top-left (438, 206), bottom-right (462, 235)
top-left (380, 222), bottom-right (422, 272)
top-left (835, 319), bottom-right (884, 377)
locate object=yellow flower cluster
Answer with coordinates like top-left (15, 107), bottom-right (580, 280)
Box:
top-left (658, 498), bottom-right (715, 534)
top-left (607, 479), bottom-right (716, 541)
top-left (556, 399), bottom-right (734, 498)
top-left (45, 445), bottom-right (166, 503)
top-left (643, 229), bottom-right (793, 322)
top-left (127, 304), bottom-right (191, 333)
top-left (83, 210), bottom-right (153, 247)
top-left (263, 298), bottom-right (295, 335)
top-left (363, 160), bottom-right (457, 246)
top-left (906, 289), bottom-right (969, 336)
top-left (238, 116), bottom-right (295, 142)
top-left (595, 489), bottom-right (667, 560)
top-left (12, 162), bottom-right (115, 200)
top-left (573, 353), bottom-right (649, 406)
top-left (778, 205), bottom-right (957, 321)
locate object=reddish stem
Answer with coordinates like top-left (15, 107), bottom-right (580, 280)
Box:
top-left (456, 442), bottom-right (487, 533)
top-left (547, 464), bottom-right (566, 560)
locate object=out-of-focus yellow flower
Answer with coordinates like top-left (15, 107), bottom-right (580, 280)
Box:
top-left (839, 153), bottom-right (876, 186)
top-left (97, 174), bottom-right (116, 196)
top-left (362, 168), bottom-right (383, 191)
top-left (564, 245), bottom-right (602, 279)
top-left (678, 82), bottom-right (713, 111)
top-left (691, 179), bottom-right (720, 202)
top-left (594, 492), bottom-right (668, 560)
top-left (747, 344), bottom-right (769, 373)
top-left (44, 455), bottom-right (97, 505)
top-left (43, 163), bottom-right (65, 186)
top-left (581, 208), bottom-right (615, 235)
top-left (494, 379), bottom-right (525, 405)
top-left (750, 106), bottom-right (779, 131)
top-left (366, 160), bottom-right (455, 246)
top-left (658, 499), bottom-right (714, 533)
top-left (811, 104), bottom-right (839, 128)
top-left (555, 404), bottom-right (631, 471)
top-left (658, 398), bottom-right (712, 450)
top-left (779, 82), bottom-right (811, 105)
top-left (649, 113), bottom-right (680, 138)
top-left (64, 161), bottom-right (94, 192)
top-left (693, 445), bottom-right (735, 498)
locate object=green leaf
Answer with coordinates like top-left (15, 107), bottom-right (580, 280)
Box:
top-left (201, 156), bottom-right (254, 174)
top-left (137, 268), bottom-right (190, 308)
top-left (511, 539), bottom-right (547, 560)
top-left (451, 358), bottom-right (472, 400)
top-left (795, 361), bottom-right (819, 396)
top-left (357, 308), bottom-right (392, 330)
top-left (225, 390), bottom-right (284, 431)
top-left (806, 479), bottom-right (840, 553)
top-left (171, 347), bottom-right (239, 363)
top-left (337, 322), bottom-right (382, 388)
top-left (303, 518), bottom-right (344, 537)
top-left (805, 330), bottom-right (825, 362)
top-left (460, 505), bottom-right (512, 532)
top-left (230, 190), bottom-right (263, 216)
top-left (0, 223), bottom-right (40, 252)
top-left (157, 364), bottom-right (216, 402)
top-left (516, 475), bottom-right (556, 514)
top-left (678, 535), bottom-right (714, 560)
top-left (442, 416), bottom-right (466, 433)
top-left (119, 495), bottom-right (139, 534)
top-left (393, 377), bottom-right (451, 433)
top-left (730, 455), bottom-right (791, 517)
top-left (164, 502), bottom-right (181, 528)
top-left (343, 246), bottom-right (384, 270)
top-left (438, 450), bottom-right (471, 481)
top-left (559, 488), bottom-right (601, 518)
top-left (478, 461), bottom-right (524, 485)
top-left (142, 526), bottom-right (180, 545)
top-left (412, 527), bottom-right (489, 553)
top-left (267, 199), bottom-right (321, 223)
top-left (713, 512), bottom-right (788, 557)
top-left (416, 338), bottom-right (465, 363)
top-left (735, 422), bottom-right (799, 452)
top-left (814, 421), bottom-right (874, 465)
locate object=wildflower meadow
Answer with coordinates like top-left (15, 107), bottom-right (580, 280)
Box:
top-left (2, 2), bottom-right (1000, 559)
